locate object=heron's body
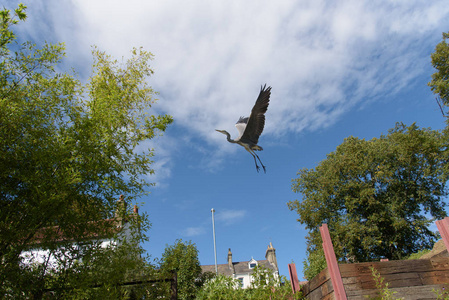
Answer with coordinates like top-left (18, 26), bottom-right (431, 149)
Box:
top-left (216, 84), bottom-right (271, 173)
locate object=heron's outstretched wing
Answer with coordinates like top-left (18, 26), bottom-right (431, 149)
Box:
top-left (240, 84), bottom-right (271, 144)
top-left (235, 116), bottom-right (248, 140)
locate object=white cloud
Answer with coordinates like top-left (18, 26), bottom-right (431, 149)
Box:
top-left (178, 209), bottom-right (247, 237)
top-left (182, 226), bottom-right (206, 237)
top-left (14, 0), bottom-right (449, 176)
top-left (141, 134), bottom-right (176, 188)
top-left (216, 209), bottom-right (247, 226)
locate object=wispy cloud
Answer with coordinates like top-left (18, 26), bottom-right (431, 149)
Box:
top-left (177, 209), bottom-right (247, 238)
top-left (140, 135), bottom-right (177, 188)
top-left (182, 227), bottom-right (206, 237)
top-left (15, 0), bottom-right (449, 178)
top-left (216, 209), bottom-right (247, 226)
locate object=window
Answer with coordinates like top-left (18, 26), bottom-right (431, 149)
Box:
top-left (248, 258), bottom-right (258, 269)
top-left (238, 277), bottom-right (244, 288)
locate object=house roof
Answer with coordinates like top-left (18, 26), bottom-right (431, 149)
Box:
top-left (28, 218), bottom-right (121, 245)
top-left (201, 259), bottom-right (277, 276)
top-left (28, 198), bottom-right (139, 246)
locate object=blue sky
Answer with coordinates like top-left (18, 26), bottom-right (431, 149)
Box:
top-left (8, 0), bottom-right (449, 279)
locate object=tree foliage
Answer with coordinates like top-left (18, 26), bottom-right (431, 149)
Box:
top-left (429, 31), bottom-right (449, 115)
top-left (0, 4), bottom-right (172, 297)
top-left (246, 264), bottom-right (300, 299)
top-left (302, 247), bottom-right (326, 281)
top-left (196, 274), bottom-right (244, 300)
top-left (288, 123), bottom-right (448, 279)
top-left (197, 265), bottom-right (302, 300)
top-left (159, 239), bottom-right (203, 300)
top-left (14, 216), bottom-right (160, 299)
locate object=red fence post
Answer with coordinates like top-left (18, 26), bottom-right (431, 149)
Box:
top-left (436, 217), bottom-right (449, 252)
top-left (288, 263), bottom-right (300, 293)
top-left (320, 223), bottom-right (347, 300)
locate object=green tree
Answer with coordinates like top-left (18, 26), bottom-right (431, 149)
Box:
top-left (302, 247), bottom-right (326, 281)
top-left (196, 274), bottom-right (244, 300)
top-left (197, 265), bottom-right (302, 300)
top-left (246, 264), bottom-right (300, 299)
top-left (429, 31), bottom-right (449, 115)
top-left (0, 4), bottom-right (172, 297)
top-left (159, 239), bottom-right (202, 300)
top-left (23, 214), bottom-right (159, 299)
top-left (288, 123), bottom-right (448, 279)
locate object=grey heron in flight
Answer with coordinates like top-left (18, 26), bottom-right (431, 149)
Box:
top-left (216, 84), bottom-right (271, 173)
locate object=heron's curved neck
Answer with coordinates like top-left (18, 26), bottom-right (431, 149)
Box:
top-left (223, 131), bottom-right (237, 143)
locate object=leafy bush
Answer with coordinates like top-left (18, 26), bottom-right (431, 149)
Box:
top-left (406, 249), bottom-right (431, 260)
top-left (197, 265), bottom-right (303, 299)
top-left (196, 275), bottom-right (244, 300)
top-left (369, 267), bottom-right (403, 300)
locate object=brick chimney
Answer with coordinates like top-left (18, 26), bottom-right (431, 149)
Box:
top-left (227, 248), bottom-right (233, 269)
top-left (265, 242), bottom-right (278, 271)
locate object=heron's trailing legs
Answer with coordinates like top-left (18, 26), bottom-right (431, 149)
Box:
top-left (248, 149), bottom-right (266, 173)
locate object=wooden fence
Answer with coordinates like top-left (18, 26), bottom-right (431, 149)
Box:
top-left (297, 218), bottom-right (449, 299)
top-left (302, 257), bottom-right (449, 299)
top-left (42, 271), bottom-right (177, 299)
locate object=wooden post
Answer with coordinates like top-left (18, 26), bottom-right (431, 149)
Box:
top-left (436, 217), bottom-right (449, 253)
top-left (288, 263), bottom-right (300, 293)
top-left (320, 223), bottom-right (347, 300)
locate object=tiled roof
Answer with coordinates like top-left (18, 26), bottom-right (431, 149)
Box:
top-left (27, 199), bottom-right (139, 245)
top-left (29, 218), bottom-right (121, 245)
top-left (201, 259), bottom-right (277, 276)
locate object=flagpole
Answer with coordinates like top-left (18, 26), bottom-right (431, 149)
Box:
top-left (211, 208), bottom-right (218, 273)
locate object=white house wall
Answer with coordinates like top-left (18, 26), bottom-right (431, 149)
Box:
top-left (20, 221), bottom-right (136, 270)
top-left (20, 239), bottom-right (114, 270)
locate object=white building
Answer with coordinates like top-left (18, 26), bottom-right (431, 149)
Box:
top-left (201, 243), bottom-right (279, 289)
top-left (20, 195), bottom-right (139, 269)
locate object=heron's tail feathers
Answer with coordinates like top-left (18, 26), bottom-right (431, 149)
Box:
top-left (252, 145), bottom-right (263, 151)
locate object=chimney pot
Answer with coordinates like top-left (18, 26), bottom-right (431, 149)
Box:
top-left (265, 243), bottom-right (278, 271)
top-left (227, 248), bottom-right (233, 269)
